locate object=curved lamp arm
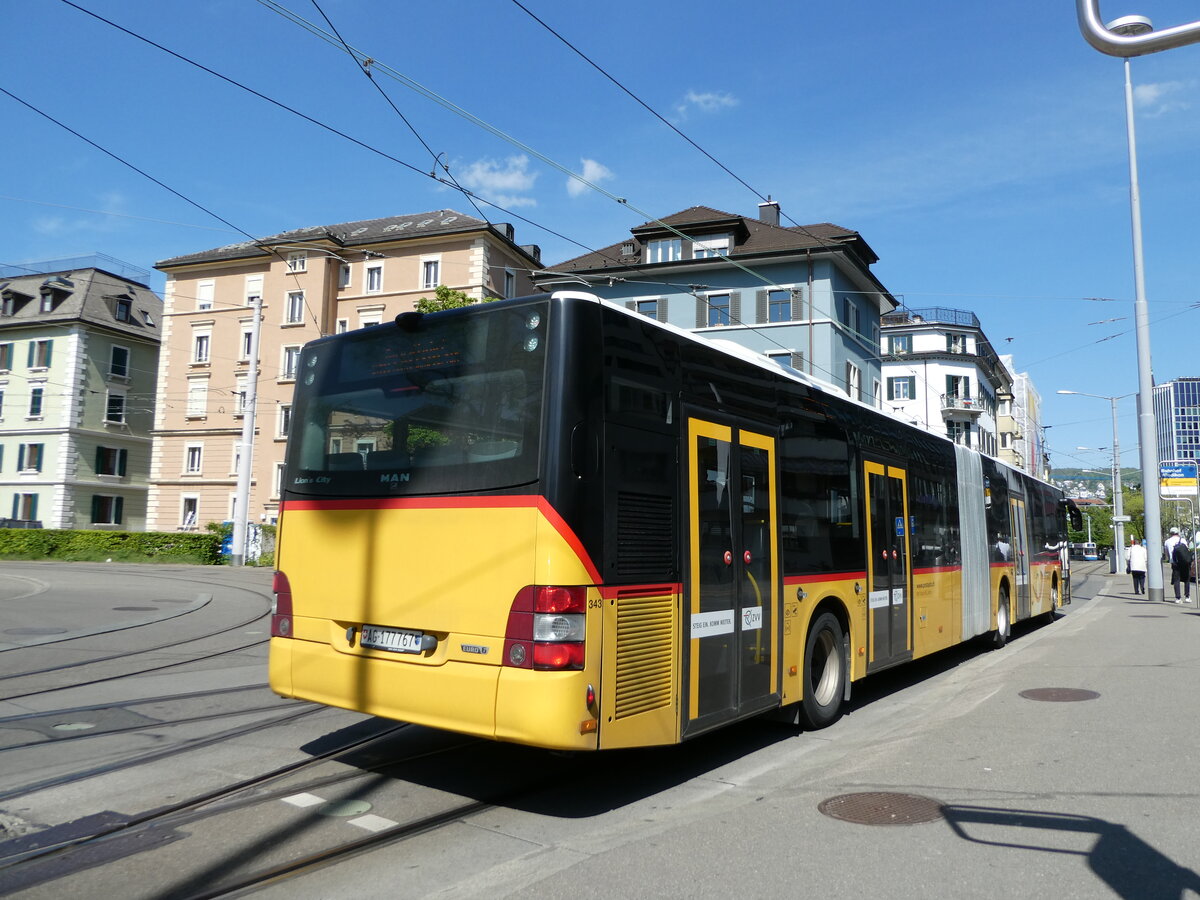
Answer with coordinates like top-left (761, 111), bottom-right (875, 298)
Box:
top-left (1077, 0), bottom-right (1200, 56)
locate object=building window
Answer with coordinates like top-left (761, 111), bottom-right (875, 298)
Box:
top-left (13, 493), bottom-right (38, 522)
top-left (185, 444), bottom-right (203, 474)
top-left (947, 333), bottom-right (968, 354)
top-left (105, 391), bottom-right (127, 424)
top-left (846, 362), bottom-right (862, 401)
top-left (281, 346), bottom-right (301, 380)
top-left (998, 398), bottom-right (1012, 416)
top-left (245, 274), bottom-right (263, 308)
top-left (187, 379), bottom-right (208, 417)
top-left (110, 346), bottom-right (130, 378)
top-left (286, 251), bottom-right (307, 272)
top-left (40, 293), bottom-right (54, 313)
top-left (273, 462), bottom-right (286, 498)
top-left (366, 264), bottom-right (383, 293)
top-left (336, 319), bottom-right (349, 334)
top-left (0, 389), bottom-right (5, 418)
top-left (768, 289), bottom-right (792, 323)
top-left (338, 264), bottom-right (351, 289)
top-left (421, 258), bottom-right (440, 290)
top-left (197, 281), bottom-right (215, 311)
top-left (240, 328), bottom-right (253, 361)
top-left (181, 496), bottom-right (199, 529)
top-left (278, 404), bottom-right (292, 437)
top-left (504, 269), bottom-right (517, 299)
top-left (91, 495), bottom-right (123, 525)
top-left (887, 376), bottom-right (916, 401)
top-left (285, 290), bottom-right (305, 324)
top-left (141, 310), bottom-right (155, 326)
top-left (28, 387), bottom-right (43, 417)
top-left (692, 234), bottom-right (731, 259)
top-left (646, 238), bottom-right (681, 263)
top-left (18, 443), bottom-right (44, 472)
top-left (29, 339), bottom-right (52, 368)
top-left (635, 299), bottom-right (658, 320)
top-left (96, 446), bottom-right (128, 476)
top-left (236, 375), bottom-right (248, 414)
top-left (113, 298), bottom-right (131, 322)
top-left (1001, 432), bottom-right (1012, 449)
top-left (0, 342), bottom-right (12, 370)
top-left (193, 332), bottom-right (211, 364)
top-left (889, 334), bottom-right (912, 355)
top-left (945, 374), bottom-right (970, 399)
top-left (707, 293), bottom-right (731, 327)
top-left (840, 297), bottom-right (859, 337)
top-left (947, 420), bottom-right (971, 447)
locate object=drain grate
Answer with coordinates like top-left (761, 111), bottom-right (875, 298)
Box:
top-left (818, 792), bottom-right (944, 826)
top-left (1019, 687), bottom-right (1100, 702)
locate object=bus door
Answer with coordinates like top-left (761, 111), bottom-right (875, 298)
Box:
top-left (864, 461), bottom-right (913, 671)
top-left (684, 417), bottom-right (779, 737)
top-left (1010, 498), bottom-right (1030, 618)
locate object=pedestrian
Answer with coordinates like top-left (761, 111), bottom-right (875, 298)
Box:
top-left (1164, 526), bottom-right (1192, 603)
top-left (1126, 537), bottom-right (1148, 595)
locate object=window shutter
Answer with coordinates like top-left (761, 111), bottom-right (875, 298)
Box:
top-left (11, 495), bottom-right (17, 519)
top-left (27, 343), bottom-right (33, 368)
top-left (886, 378), bottom-right (896, 401)
top-left (730, 292), bottom-right (742, 325)
top-left (44, 341), bottom-right (52, 367)
top-left (792, 288), bottom-right (805, 320)
top-left (907, 376), bottom-right (916, 398)
top-left (756, 290), bottom-right (768, 324)
top-left (92, 495), bottom-right (102, 523)
top-left (29, 495), bottom-right (37, 522)
top-left (657, 297), bottom-right (668, 323)
top-left (18, 445), bottom-right (25, 470)
top-left (695, 297), bottom-right (706, 329)
top-left (95, 447), bottom-right (104, 473)
top-left (624, 300), bottom-right (637, 312)
top-left (118, 448), bottom-right (128, 477)
top-left (791, 352), bottom-right (804, 371)
top-left (114, 496), bottom-right (124, 525)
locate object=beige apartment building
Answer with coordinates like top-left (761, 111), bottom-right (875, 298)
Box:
top-left (148, 210), bottom-right (541, 531)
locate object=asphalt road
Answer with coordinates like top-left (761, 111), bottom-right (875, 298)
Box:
top-left (1, 560), bottom-right (1196, 899)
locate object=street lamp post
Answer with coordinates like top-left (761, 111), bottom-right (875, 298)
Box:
top-left (1074, 3), bottom-right (1200, 601)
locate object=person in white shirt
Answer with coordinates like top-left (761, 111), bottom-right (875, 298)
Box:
top-left (1126, 537), bottom-right (1148, 595)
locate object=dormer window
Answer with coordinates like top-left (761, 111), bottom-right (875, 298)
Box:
top-left (115, 298), bottom-right (132, 322)
top-left (287, 251), bottom-right (307, 273)
top-left (40, 292), bottom-right (54, 313)
top-left (621, 242), bottom-right (636, 256)
top-left (646, 238), bottom-right (681, 263)
top-left (692, 234), bottom-right (731, 259)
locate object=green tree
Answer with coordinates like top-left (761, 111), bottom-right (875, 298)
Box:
top-left (415, 285), bottom-right (494, 313)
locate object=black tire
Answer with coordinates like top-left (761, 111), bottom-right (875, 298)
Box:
top-left (798, 611), bottom-right (847, 730)
top-left (992, 586), bottom-right (1011, 648)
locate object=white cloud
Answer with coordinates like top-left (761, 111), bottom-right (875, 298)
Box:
top-left (567, 158), bottom-right (614, 198)
top-left (1133, 81), bottom-right (1190, 117)
top-left (457, 154), bottom-right (538, 208)
top-left (674, 90), bottom-right (738, 120)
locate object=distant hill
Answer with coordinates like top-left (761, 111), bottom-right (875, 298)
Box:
top-left (1053, 467), bottom-right (1142, 489)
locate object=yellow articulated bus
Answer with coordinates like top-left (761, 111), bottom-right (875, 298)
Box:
top-left (269, 291), bottom-right (1079, 750)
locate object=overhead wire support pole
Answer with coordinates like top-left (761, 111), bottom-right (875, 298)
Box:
top-left (1075, 1), bottom-right (1200, 602)
top-left (231, 293), bottom-right (263, 567)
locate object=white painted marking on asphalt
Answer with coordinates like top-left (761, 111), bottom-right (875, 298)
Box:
top-left (348, 814), bottom-right (397, 833)
top-left (282, 792), bottom-right (325, 808)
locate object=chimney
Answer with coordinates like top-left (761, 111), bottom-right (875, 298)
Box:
top-left (758, 198), bottom-right (780, 226)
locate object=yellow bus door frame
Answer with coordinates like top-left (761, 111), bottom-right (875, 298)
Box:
top-left (1010, 498), bottom-right (1031, 619)
top-left (864, 460), bottom-right (913, 672)
top-left (683, 417), bottom-right (780, 738)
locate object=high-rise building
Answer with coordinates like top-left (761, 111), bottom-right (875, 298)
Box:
top-left (1153, 377), bottom-right (1200, 464)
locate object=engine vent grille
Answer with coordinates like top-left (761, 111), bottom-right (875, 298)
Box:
top-left (616, 492), bottom-right (673, 579)
top-left (615, 593), bottom-right (674, 719)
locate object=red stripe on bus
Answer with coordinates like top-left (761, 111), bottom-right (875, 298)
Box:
top-left (280, 495), bottom-right (602, 583)
top-left (784, 571), bottom-right (867, 584)
top-left (912, 566), bottom-right (963, 575)
top-left (598, 584), bottom-right (682, 599)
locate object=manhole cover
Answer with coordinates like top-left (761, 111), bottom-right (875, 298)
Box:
top-left (3, 627), bottom-right (68, 636)
top-left (818, 792), bottom-right (943, 825)
top-left (113, 606), bottom-right (159, 612)
top-left (317, 800), bottom-right (372, 818)
top-left (1019, 688), bottom-right (1100, 702)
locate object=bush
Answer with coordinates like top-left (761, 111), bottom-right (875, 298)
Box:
top-left (0, 529), bottom-right (222, 565)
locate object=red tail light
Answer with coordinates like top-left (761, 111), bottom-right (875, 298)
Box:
top-left (504, 585), bottom-right (586, 670)
top-left (271, 570), bottom-right (293, 638)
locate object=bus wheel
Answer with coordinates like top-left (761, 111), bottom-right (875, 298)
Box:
top-left (1046, 583), bottom-right (1060, 622)
top-left (992, 588), bottom-right (1011, 649)
top-left (798, 611), bottom-right (846, 730)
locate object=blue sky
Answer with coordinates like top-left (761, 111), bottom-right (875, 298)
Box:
top-left (4, 0), bottom-right (1199, 474)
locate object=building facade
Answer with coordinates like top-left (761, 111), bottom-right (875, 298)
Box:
top-left (1000, 357), bottom-right (1048, 479)
top-left (1153, 377), bottom-right (1200, 464)
top-left (148, 210), bottom-right (541, 531)
top-left (531, 204), bottom-right (895, 404)
top-left (0, 255), bottom-right (162, 529)
top-left (880, 307), bottom-right (1011, 458)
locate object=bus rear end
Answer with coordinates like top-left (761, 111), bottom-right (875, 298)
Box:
top-left (268, 298), bottom-right (604, 750)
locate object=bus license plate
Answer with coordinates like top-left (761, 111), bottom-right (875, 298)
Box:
top-left (359, 625), bottom-right (424, 654)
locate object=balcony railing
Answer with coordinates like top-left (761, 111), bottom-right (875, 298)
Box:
top-left (941, 393), bottom-right (983, 416)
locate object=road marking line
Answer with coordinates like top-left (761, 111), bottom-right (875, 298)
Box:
top-left (281, 792), bottom-right (325, 808)
top-left (348, 814), bottom-right (397, 833)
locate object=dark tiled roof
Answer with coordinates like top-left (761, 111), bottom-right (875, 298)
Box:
top-left (0, 267), bottom-right (162, 341)
top-left (549, 206), bottom-right (873, 272)
top-left (156, 209), bottom-right (518, 268)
